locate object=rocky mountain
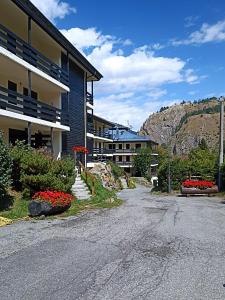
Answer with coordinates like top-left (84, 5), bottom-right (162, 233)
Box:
top-left (139, 98), bottom-right (222, 155)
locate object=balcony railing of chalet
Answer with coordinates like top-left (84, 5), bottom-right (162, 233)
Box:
top-left (0, 23), bottom-right (69, 86)
top-left (0, 85), bottom-right (69, 126)
top-left (86, 92), bottom-right (93, 105)
top-left (93, 148), bottom-right (137, 154)
top-left (116, 161), bottom-right (133, 166)
top-left (87, 123), bottom-right (112, 139)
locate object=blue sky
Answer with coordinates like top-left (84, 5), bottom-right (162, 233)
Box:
top-left (31, 0), bottom-right (225, 129)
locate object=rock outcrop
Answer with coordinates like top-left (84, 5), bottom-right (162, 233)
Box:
top-left (140, 98), bottom-right (222, 154)
top-left (89, 163), bottom-right (122, 190)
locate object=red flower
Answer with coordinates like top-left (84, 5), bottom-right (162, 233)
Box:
top-left (72, 146), bottom-right (89, 154)
top-left (182, 180), bottom-right (215, 189)
top-left (33, 191), bottom-right (75, 207)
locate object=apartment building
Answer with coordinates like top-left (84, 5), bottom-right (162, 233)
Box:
top-left (0, 0), bottom-right (102, 160)
top-left (88, 116), bottom-right (158, 176)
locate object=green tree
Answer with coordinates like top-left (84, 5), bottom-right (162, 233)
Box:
top-left (188, 147), bottom-right (217, 179)
top-left (158, 156), bottom-right (189, 191)
top-left (133, 148), bottom-right (152, 177)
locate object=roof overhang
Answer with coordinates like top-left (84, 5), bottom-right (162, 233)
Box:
top-left (12, 0), bottom-right (103, 81)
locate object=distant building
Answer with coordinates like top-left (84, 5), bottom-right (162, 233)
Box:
top-left (86, 115), bottom-right (158, 177)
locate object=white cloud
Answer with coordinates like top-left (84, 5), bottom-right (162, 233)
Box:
top-left (147, 89), bottom-right (167, 100)
top-left (59, 26), bottom-right (200, 129)
top-left (173, 20), bottom-right (225, 45)
top-left (60, 27), bottom-right (114, 52)
top-left (94, 94), bottom-right (158, 130)
top-left (151, 43), bottom-right (165, 50)
top-left (88, 44), bottom-right (195, 95)
top-left (30, 0), bottom-right (76, 23)
top-left (184, 16), bottom-right (199, 28)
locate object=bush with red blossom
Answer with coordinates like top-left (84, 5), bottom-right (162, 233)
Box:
top-left (32, 191), bottom-right (75, 207)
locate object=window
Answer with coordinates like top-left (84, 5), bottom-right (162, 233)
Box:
top-left (119, 156), bottom-right (123, 162)
top-left (136, 144), bottom-right (141, 149)
top-left (9, 128), bottom-right (27, 145)
top-left (8, 81), bottom-right (17, 104)
top-left (109, 144), bottom-right (112, 149)
top-left (126, 156), bottom-right (130, 162)
top-left (119, 144), bottom-right (123, 150)
top-left (126, 144), bottom-right (130, 149)
top-left (23, 88), bottom-right (38, 99)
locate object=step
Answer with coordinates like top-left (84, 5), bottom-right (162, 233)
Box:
top-left (73, 183), bottom-right (87, 188)
top-left (74, 193), bottom-right (91, 200)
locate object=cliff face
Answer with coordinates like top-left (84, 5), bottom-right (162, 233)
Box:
top-left (140, 99), bottom-right (222, 154)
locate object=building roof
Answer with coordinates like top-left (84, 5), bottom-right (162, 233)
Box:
top-left (13, 0), bottom-right (103, 81)
top-left (110, 128), bottom-right (158, 143)
top-left (93, 115), bottom-right (115, 127)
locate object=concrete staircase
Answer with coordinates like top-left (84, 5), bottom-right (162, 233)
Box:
top-left (72, 173), bottom-right (91, 200)
top-left (120, 177), bottom-right (128, 189)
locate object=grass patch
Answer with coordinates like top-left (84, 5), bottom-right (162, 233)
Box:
top-left (0, 175), bottom-right (123, 221)
top-left (0, 190), bottom-right (30, 220)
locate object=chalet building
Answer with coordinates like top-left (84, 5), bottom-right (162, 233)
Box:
top-left (0, 0), bottom-right (102, 160)
top-left (0, 0), bottom-right (157, 176)
top-left (87, 115), bottom-right (159, 176)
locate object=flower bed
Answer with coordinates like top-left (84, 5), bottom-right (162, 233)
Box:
top-left (181, 180), bottom-right (218, 196)
top-left (28, 191), bottom-right (75, 217)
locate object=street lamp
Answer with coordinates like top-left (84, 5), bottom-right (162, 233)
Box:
top-left (218, 96), bottom-right (224, 191)
top-left (167, 143), bottom-right (172, 193)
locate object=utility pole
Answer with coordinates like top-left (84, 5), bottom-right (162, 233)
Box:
top-left (168, 145), bottom-right (171, 193)
top-left (218, 96), bottom-right (224, 191)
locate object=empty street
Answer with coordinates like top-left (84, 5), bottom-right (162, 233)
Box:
top-left (1, 186), bottom-right (225, 299)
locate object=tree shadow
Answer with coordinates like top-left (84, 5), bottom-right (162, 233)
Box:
top-left (0, 189), bottom-right (14, 211)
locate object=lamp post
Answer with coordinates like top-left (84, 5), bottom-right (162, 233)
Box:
top-left (167, 144), bottom-right (172, 193)
top-left (218, 96), bottom-right (224, 191)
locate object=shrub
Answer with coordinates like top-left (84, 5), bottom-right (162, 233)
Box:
top-left (0, 132), bottom-right (12, 201)
top-left (10, 141), bottom-right (32, 190)
top-left (106, 161), bottom-right (124, 179)
top-left (157, 146), bottom-right (217, 192)
top-left (128, 178), bottom-right (136, 189)
top-left (158, 157), bottom-right (188, 192)
top-left (10, 142), bottom-right (75, 198)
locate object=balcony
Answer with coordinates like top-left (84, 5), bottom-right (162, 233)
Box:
top-left (0, 85), bottom-right (69, 126)
top-left (93, 148), bottom-right (137, 154)
top-left (116, 161), bottom-right (133, 166)
top-left (0, 23), bottom-right (69, 86)
top-left (87, 123), bottom-right (112, 140)
top-left (86, 92), bottom-right (93, 105)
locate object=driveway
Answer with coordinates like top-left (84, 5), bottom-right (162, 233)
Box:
top-left (1, 185), bottom-right (225, 299)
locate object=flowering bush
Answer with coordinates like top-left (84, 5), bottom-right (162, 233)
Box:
top-left (182, 180), bottom-right (215, 189)
top-left (72, 146), bottom-right (89, 154)
top-left (32, 191), bottom-right (75, 207)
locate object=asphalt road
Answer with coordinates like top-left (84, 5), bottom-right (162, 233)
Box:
top-left (1, 186), bottom-right (225, 300)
